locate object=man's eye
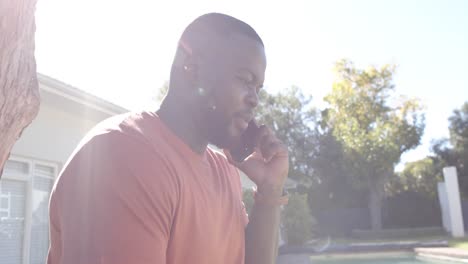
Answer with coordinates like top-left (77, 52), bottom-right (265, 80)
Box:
top-left (237, 77), bottom-right (251, 87)
top-left (236, 76), bottom-right (258, 93)
top-left (237, 76), bottom-right (249, 84)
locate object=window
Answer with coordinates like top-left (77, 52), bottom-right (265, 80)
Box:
top-left (0, 192), bottom-right (11, 218)
top-left (0, 158), bottom-right (58, 264)
top-left (0, 179), bottom-right (27, 264)
top-left (30, 164), bottom-right (56, 264)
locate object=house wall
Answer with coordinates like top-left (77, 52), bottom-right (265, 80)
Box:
top-left (1, 81), bottom-right (124, 264)
top-left (10, 88), bottom-right (112, 169)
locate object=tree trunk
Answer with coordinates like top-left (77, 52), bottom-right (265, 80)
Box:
top-left (368, 186), bottom-right (383, 230)
top-left (0, 0), bottom-right (40, 176)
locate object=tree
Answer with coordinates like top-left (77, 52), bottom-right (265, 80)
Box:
top-left (255, 87), bottom-right (320, 185)
top-left (0, 0), bottom-right (40, 176)
top-left (323, 59), bottom-right (425, 230)
top-left (386, 157), bottom-right (443, 198)
top-left (432, 102), bottom-right (468, 197)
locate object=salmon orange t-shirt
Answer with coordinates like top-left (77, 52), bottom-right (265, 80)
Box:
top-left (48, 111), bottom-right (248, 264)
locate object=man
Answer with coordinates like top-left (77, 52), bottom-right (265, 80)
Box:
top-left (48, 13), bottom-right (289, 264)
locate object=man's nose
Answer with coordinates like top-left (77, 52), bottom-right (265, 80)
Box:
top-left (246, 89), bottom-right (259, 108)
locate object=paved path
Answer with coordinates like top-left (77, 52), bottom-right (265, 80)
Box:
top-left (415, 247), bottom-right (468, 262)
top-left (415, 247), bottom-right (468, 258)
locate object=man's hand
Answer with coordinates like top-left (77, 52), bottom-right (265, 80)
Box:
top-left (225, 125), bottom-right (289, 191)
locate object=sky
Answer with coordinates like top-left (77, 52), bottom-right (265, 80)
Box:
top-left (35, 0), bottom-right (468, 166)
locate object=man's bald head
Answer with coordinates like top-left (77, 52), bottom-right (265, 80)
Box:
top-left (180, 13), bottom-right (263, 50)
top-left (171, 13), bottom-right (264, 79)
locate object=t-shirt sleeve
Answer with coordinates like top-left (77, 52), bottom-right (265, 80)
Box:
top-left (52, 132), bottom-right (179, 264)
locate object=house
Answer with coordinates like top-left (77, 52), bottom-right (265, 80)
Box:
top-left (0, 74), bottom-right (128, 264)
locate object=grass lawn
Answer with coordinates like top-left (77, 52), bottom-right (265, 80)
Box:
top-left (330, 235), bottom-right (449, 245)
top-left (330, 235), bottom-right (468, 251)
top-left (449, 238), bottom-right (468, 250)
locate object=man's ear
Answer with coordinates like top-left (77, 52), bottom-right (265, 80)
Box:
top-left (174, 40), bottom-right (199, 87)
top-left (184, 53), bottom-right (215, 100)
top-left (181, 49), bottom-right (202, 89)
top-left (182, 62), bottom-right (198, 87)
top-left (178, 41), bottom-right (215, 102)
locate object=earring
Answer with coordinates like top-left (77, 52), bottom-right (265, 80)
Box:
top-left (183, 65), bottom-right (189, 71)
top-left (211, 105), bottom-right (217, 110)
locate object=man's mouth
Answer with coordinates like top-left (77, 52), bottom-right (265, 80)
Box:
top-left (237, 112), bottom-right (254, 123)
top-left (233, 112), bottom-right (253, 132)
top-left (234, 116), bottom-right (249, 131)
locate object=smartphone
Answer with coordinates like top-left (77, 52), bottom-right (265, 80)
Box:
top-left (230, 120), bottom-right (260, 163)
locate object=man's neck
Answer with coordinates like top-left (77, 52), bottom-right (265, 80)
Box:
top-left (157, 98), bottom-right (208, 154)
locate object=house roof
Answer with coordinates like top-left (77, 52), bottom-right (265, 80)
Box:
top-left (37, 73), bottom-right (128, 116)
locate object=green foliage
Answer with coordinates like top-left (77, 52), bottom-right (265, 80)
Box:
top-left (154, 82), bottom-right (169, 104)
top-left (386, 157), bottom-right (443, 198)
top-left (324, 59), bottom-right (425, 188)
top-left (323, 59), bottom-right (425, 229)
top-left (242, 189), bottom-right (254, 215)
top-left (281, 193), bottom-right (316, 245)
top-left (448, 102), bottom-right (468, 152)
top-left (255, 87), bottom-right (320, 185)
top-left (432, 102), bottom-right (468, 197)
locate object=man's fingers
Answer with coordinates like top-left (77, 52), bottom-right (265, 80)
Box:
top-left (262, 140), bottom-right (287, 162)
top-left (257, 127), bottom-right (288, 162)
top-left (223, 148), bottom-right (262, 172)
top-left (255, 125), bottom-right (270, 147)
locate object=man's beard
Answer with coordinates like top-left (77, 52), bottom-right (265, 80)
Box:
top-left (201, 108), bottom-right (238, 149)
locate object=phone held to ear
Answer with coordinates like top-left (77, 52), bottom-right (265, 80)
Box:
top-left (230, 120), bottom-right (260, 163)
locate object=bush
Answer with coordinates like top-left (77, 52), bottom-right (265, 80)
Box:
top-left (282, 193), bottom-right (316, 246)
